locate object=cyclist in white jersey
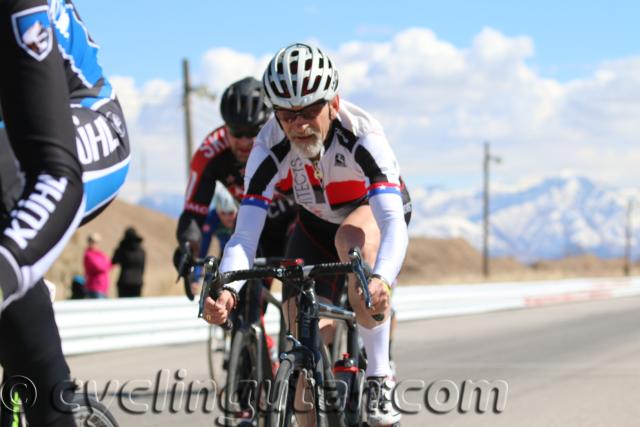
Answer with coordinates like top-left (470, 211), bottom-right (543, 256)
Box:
top-left (203, 43), bottom-right (410, 426)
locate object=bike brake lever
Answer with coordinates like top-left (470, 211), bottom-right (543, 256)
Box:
top-left (176, 243), bottom-right (195, 301)
top-left (348, 248), bottom-right (384, 321)
top-left (198, 257), bottom-right (233, 331)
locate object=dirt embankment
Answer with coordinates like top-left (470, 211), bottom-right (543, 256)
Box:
top-left (47, 198), bottom-right (637, 300)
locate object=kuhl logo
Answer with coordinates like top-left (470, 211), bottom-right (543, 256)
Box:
top-left (11, 6), bottom-right (53, 61)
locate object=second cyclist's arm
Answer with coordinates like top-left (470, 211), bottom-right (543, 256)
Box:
top-left (176, 131), bottom-right (227, 247)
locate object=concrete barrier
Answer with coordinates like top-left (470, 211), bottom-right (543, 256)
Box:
top-left (55, 276), bottom-right (640, 355)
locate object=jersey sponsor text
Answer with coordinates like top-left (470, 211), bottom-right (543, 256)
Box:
top-left (75, 115), bottom-right (120, 165)
top-left (4, 175), bottom-right (68, 249)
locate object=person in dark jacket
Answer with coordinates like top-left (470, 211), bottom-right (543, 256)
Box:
top-left (112, 227), bottom-right (145, 297)
top-left (70, 274), bottom-right (86, 300)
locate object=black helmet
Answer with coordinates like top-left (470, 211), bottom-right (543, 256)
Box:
top-left (220, 77), bottom-right (271, 137)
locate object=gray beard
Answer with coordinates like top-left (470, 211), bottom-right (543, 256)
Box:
top-left (291, 137), bottom-right (324, 159)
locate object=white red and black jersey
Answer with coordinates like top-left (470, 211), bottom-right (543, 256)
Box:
top-left (245, 100), bottom-right (404, 224)
top-left (220, 100), bottom-right (410, 288)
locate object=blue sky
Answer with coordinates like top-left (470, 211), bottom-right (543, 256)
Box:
top-left (70, 0), bottom-right (640, 198)
top-left (75, 0), bottom-right (637, 83)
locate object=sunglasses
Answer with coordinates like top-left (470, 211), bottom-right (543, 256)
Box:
top-left (274, 101), bottom-right (327, 124)
top-left (228, 126), bottom-right (260, 139)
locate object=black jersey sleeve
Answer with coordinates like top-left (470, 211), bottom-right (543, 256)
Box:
top-left (175, 128), bottom-right (245, 246)
top-left (176, 136), bottom-right (224, 245)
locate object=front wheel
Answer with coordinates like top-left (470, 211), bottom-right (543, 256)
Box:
top-left (269, 351), bottom-right (345, 427)
top-left (207, 325), bottom-right (229, 385)
top-left (268, 352), bottom-right (302, 427)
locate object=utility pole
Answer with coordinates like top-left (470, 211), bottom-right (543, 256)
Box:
top-left (182, 59), bottom-right (194, 180)
top-left (483, 141), bottom-right (501, 278)
top-left (182, 58), bottom-right (217, 180)
top-left (624, 199), bottom-right (634, 276)
top-left (139, 146), bottom-right (147, 199)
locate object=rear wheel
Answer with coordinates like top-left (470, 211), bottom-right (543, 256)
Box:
top-left (71, 394), bottom-right (119, 427)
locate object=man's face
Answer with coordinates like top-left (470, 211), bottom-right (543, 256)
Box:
top-left (275, 96), bottom-right (339, 159)
top-left (226, 126), bottom-right (259, 163)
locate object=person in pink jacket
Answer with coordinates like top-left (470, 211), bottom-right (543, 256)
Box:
top-left (83, 233), bottom-right (112, 298)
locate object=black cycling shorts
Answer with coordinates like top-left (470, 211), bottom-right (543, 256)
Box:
top-left (0, 281), bottom-right (75, 427)
top-left (258, 196), bottom-right (297, 258)
top-left (282, 188), bottom-right (412, 304)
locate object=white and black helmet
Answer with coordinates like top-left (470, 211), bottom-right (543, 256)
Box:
top-left (263, 43), bottom-right (339, 109)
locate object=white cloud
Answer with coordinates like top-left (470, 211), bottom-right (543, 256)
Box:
top-left (112, 27), bottom-right (640, 203)
top-left (198, 48), bottom-right (270, 93)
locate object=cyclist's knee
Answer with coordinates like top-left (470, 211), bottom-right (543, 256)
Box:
top-left (334, 225), bottom-right (379, 266)
top-left (334, 224), bottom-right (365, 254)
top-left (319, 318), bottom-right (335, 345)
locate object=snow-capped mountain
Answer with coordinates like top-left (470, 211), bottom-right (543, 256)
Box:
top-left (135, 174), bottom-right (640, 262)
top-left (409, 174), bottom-right (640, 261)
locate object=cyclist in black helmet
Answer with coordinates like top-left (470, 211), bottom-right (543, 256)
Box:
top-left (175, 76), bottom-right (295, 289)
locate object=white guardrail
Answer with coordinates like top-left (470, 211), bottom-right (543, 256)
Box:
top-left (54, 276), bottom-right (640, 356)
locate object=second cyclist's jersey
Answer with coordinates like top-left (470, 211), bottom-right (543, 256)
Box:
top-left (177, 126), bottom-right (245, 242)
top-left (184, 126), bottom-right (245, 216)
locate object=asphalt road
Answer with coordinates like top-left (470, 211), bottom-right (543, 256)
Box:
top-left (59, 295), bottom-right (640, 426)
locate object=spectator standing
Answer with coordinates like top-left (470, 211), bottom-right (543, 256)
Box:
top-left (83, 233), bottom-right (111, 298)
top-left (70, 275), bottom-right (86, 300)
top-left (112, 227), bottom-right (145, 297)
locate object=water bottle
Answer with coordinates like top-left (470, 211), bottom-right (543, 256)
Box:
top-left (333, 353), bottom-right (361, 422)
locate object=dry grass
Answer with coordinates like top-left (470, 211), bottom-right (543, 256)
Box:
top-left (47, 198), bottom-right (638, 300)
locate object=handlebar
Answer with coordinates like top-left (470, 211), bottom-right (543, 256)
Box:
top-left (184, 246), bottom-right (383, 325)
top-left (220, 247), bottom-right (382, 321)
